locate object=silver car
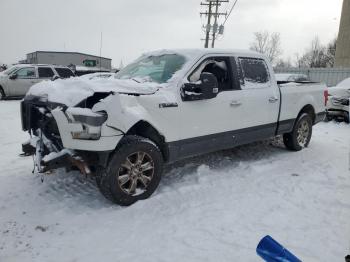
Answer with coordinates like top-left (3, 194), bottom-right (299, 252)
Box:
top-left (0, 64), bottom-right (75, 100)
top-left (326, 78), bottom-right (350, 123)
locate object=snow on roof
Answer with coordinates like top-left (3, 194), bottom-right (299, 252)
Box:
top-left (142, 48), bottom-right (264, 61)
top-left (11, 63), bottom-right (71, 68)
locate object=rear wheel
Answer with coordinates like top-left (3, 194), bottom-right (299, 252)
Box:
top-left (0, 87), bottom-right (5, 100)
top-left (96, 135), bottom-right (163, 206)
top-left (283, 113), bottom-right (313, 151)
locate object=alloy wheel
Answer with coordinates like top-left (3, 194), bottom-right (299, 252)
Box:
top-left (296, 120), bottom-right (310, 147)
top-left (117, 151), bottom-right (154, 196)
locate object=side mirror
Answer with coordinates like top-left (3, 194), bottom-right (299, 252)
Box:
top-left (181, 72), bottom-right (219, 101)
top-left (9, 73), bottom-right (17, 80)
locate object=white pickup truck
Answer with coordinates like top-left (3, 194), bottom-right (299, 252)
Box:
top-left (21, 49), bottom-right (327, 205)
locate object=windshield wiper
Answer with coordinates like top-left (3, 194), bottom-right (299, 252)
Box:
top-left (131, 78), bottom-right (141, 83)
top-left (131, 77), bottom-right (154, 83)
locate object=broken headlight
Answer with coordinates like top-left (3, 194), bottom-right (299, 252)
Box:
top-left (66, 108), bottom-right (108, 140)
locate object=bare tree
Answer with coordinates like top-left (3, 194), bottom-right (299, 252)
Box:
top-left (296, 37), bottom-right (337, 68)
top-left (325, 38), bottom-right (337, 67)
top-left (250, 31), bottom-right (282, 65)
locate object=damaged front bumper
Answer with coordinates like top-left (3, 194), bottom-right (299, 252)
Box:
top-left (22, 133), bottom-right (93, 175)
top-left (21, 96), bottom-right (124, 174)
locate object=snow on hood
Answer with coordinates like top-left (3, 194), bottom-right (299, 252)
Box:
top-left (328, 88), bottom-right (350, 99)
top-left (328, 79), bottom-right (350, 98)
top-left (26, 77), bottom-right (160, 106)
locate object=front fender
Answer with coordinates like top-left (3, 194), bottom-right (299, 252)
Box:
top-left (51, 108), bottom-right (123, 151)
top-left (92, 93), bottom-right (162, 135)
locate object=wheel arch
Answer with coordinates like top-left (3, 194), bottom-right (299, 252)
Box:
top-left (0, 84), bottom-right (6, 97)
top-left (297, 104), bottom-right (316, 124)
top-left (125, 120), bottom-right (169, 162)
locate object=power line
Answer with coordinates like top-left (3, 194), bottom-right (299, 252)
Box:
top-left (223, 0), bottom-right (238, 26)
top-left (211, 0), bottom-right (239, 43)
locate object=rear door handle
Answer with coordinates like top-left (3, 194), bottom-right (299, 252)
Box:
top-left (230, 100), bottom-right (242, 106)
top-left (269, 97), bottom-right (279, 103)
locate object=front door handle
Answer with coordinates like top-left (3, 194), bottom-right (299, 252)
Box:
top-left (230, 100), bottom-right (242, 106)
top-left (269, 97), bottom-right (279, 103)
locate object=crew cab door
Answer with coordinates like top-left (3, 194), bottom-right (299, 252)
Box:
top-left (174, 55), bottom-right (280, 160)
top-left (236, 57), bottom-right (280, 137)
top-left (7, 67), bottom-right (38, 96)
top-left (175, 55), bottom-right (246, 157)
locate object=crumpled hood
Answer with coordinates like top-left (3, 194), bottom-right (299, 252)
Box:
top-left (26, 77), bottom-right (160, 106)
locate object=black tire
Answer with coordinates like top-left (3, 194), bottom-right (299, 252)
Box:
top-left (283, 113), bottom-right (313, 151)
top-left (0, 87), bottom-right (5, 100)
top-left (345, 112), bottom-right (349, 124)
top-left (96, 135), bottom-right (163, 206)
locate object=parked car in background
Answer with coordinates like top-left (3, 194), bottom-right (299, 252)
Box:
top-left (21, 49), bottom-right (327, 206)
top-left (326, 77), bottom-right (350, 123)
top-left (275, 73), bottom-right (309, 82)
top-left (0, 64), bottom-right (75, 100)
top-left (79, 72), bottom-right (115, 80)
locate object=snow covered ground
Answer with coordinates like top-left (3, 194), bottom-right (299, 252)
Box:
top-left (0, 100), bottom-right (349, 262)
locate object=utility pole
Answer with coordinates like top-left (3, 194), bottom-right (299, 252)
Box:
top-left (200, 0), bottom-right (228, 48)
top-left (201, 1), bottom-right (212, 48)
top-left (211, 0), bottom-right (220, 48)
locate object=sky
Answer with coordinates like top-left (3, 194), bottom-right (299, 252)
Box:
top-left (0, 0), bottom-right (343, 67)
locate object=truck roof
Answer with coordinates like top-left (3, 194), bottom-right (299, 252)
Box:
top-left (12, 63), bottom-right (71, 68)
top-left (143, 48), bottom-right (266, 61)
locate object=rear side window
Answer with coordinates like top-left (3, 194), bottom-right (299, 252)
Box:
top-left (38, 67), bottom-right (55, 78)
top-left (239, 58), bottom-right (270, 89)
top-left (55, 68), bottom-right (75, 78)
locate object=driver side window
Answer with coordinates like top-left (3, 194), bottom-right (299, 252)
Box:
top-left (16, 67), bottom-right (36, 79)
top-left (189, 57), bottom-right (233, 92)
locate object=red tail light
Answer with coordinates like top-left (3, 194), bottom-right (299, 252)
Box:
top-left (324, 89), bottom-right (329, 106)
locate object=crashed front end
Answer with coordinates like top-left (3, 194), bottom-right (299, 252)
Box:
top-left (326, 96), bottom-right (350, 121)
top-left (21, 94), bottom-right (123, 175)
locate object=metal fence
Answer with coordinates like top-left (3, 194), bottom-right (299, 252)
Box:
top-left (274, 67), bottom-right (350, 87)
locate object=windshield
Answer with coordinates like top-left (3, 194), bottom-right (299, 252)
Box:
top-left (2, 66), bottom-right (18, 75)
top-left (115, 54), bottom-right (186, 84)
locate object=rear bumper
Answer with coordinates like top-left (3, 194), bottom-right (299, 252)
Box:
top-left (326, 109), bottom-right (349, 118)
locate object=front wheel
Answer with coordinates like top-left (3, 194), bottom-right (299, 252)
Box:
top-left (96, 135), bottom-right (163, 206)
top-left (0, 87), bottom-right (5, 100)
top-left (283, 113), bottom-right (313, 151)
